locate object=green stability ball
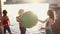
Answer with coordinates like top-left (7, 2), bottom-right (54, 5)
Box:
top-left (22, 11), bottom-right (38, 28)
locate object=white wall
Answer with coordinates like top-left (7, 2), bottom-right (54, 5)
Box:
top-left (48, 0), bottom-right (60, 7)
top-left (57, 0), bottom-right (60, 7)
top-left (48, 0), bottom-right (57, 4)
top-left (4, 0), bottom-right (48, 3)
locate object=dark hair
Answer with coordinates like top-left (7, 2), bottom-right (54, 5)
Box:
top-left (47, 10), bottom-right (54, 20)
top-left (3, 10), bottom-right (7, 16)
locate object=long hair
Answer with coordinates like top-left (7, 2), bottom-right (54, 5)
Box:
top-left (47, 10), bottom-right (54, 20)
top-left (3, 10), bottom-right (7, 16)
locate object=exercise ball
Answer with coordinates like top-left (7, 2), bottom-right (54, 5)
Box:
top-left (22, 11), bottom-right (38, 28)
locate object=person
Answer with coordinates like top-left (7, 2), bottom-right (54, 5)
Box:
top-left (39, 10), bottom-right (57, 34)
top-left (16, 9), bottom-right (26, 34)
top-left (2, 10), bottom-right (12, 34)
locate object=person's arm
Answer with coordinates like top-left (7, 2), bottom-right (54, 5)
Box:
top-left (38, 18), bottom-right (48, 23)
top-left (8, 20), bottom-right (10, 25)
top-left (16, 16), bottom-right (20, 22)
top-left (40, 19), bottom-right (54, 30)
top-left (7, 16), bottom-right (11, 25)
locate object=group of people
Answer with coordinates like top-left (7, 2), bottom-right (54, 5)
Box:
top-left (2, 9), bottom-right (57, 34)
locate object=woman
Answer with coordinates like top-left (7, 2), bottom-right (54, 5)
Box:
top-left (2, 10), bottom-right (12, 34)
top-left (16, 9), bottom-right (26, 34)
top-left (39, 10), bottom-right (57, 34)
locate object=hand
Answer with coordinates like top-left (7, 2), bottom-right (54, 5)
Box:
top-left (9, 24), bottom-right (14, 26)
top-left (40, 27), bottom-right (45, 30)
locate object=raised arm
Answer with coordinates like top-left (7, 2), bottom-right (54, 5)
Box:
top-left (38, 18), bottom-right (48, 23)
top-left (40, 19), bottom-right (54, 30)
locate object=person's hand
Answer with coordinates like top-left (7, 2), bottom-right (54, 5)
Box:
top-left (9, 23), bottom-right (13, 26)
top-left (39, 27), bottom-right (45, 30)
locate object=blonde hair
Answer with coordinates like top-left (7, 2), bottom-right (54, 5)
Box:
top-left (18, 9), bottom-right (24, 16)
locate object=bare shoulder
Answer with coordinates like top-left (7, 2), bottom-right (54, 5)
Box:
top-left (6, 16), bottom-right (8, 17)
top-left (16, 16), bottom-right (19, 18)
top-left (16, 16), bottom-right (19, 19)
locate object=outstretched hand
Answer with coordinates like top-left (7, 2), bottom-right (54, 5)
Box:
top-left (39, 27), bottom-right (45, 31)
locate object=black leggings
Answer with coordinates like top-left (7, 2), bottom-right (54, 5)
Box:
top-left (20, 27), bottom-right (26, 34)
top-left (4, 27), bottom-right (12, 34)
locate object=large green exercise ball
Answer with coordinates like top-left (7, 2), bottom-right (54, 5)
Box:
top-left (22, 11), bottom-right (38, 28)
